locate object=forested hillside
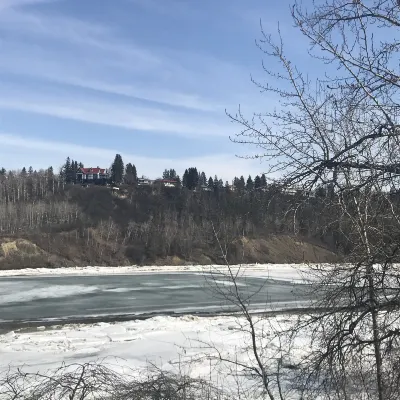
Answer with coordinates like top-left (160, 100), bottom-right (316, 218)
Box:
top-left (0, 160), bottom-right (340, 269)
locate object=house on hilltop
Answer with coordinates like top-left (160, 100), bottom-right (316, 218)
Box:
top-left (76, 167), bottom-right (108, 185)
top-left (137, 176), bottom-right (152, 186)
top-left (153, 178), bottom-right (178, 188)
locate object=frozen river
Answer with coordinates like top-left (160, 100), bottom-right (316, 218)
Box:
top-left (0, 272), bottom-right (311, 328)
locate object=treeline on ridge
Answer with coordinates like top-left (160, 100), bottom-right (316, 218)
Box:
top-left (0, 155), bottom-right (343, 268)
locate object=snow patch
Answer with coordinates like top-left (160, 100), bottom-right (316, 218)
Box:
top-left (103, 288), bottom-right (136, 293)
top-left (0, 285), bottom-right (99, 304)
top-left (0, 263), bottom-right (311, 284)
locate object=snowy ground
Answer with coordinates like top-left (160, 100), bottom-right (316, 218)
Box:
top-left (0, 314), bottom-right (309, 398)
top-left (0, 263), bottom-right (314, 283)
top-left (0, 264), bottom-right (315, 398)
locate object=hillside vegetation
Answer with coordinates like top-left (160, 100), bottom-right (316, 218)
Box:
top-left (0, 170), bottom-right (339, 269)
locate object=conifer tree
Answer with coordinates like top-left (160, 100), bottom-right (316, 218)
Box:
top-left (200, 172), bottom-right (207, 186)
top-left (213, 175), bottom-right (219, 189)
top-left (125, 163), bottom-right (137, 185)
top-left (260, 173), bottom-right (267, 188)
top-left (183, 167), bottom-right (199, 190)
top-left (233, 177), bottom-right (239, 190)
top-left (238, 176), bottom-right (246, 191)
top-left (246, 175), bottom-right (254, 191)
top-left (182, 169), bottom-right (189, 188)
top-left (163, 169), bottom-right (177, 179)
top-left (64, 157), bottom-right (72, 183)
top-left (111, 154), bottom-right (124, 184)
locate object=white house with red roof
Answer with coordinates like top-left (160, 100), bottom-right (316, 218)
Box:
top-left (76, 167), bottom-right (108, 183)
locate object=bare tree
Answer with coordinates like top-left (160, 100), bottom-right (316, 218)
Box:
top-left (0, 361), bottom-right (225, 400)
top-left (228, 0), bottom-right (400, 398)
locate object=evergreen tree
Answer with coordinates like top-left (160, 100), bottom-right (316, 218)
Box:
top-left (260, 173), bottom-right (267, 188)
top-left (21, 167), bottom-right (27, 176)
top-left (182, 169), bottom-right (189, 188)
top-left (64, 157), bottom-right (72, 183)
top-left (238, 176), bottom-right (246, 191)
top-left (163, 169), bottom-right (177, 179)
top-left (233, 177), bottom-right (240, 190)
top-left (246, 175), bottom-right (254, 191)
top-left (28, 166), bottom-right (33, 175)
top-left (213, 175), bottom-right (219, 189)
top-left (208, 176), bottom-right (214, 189)
top-left (200, 172), bottom-right (207, 186)
top-left (125, 163), bottom-right (138, 185)
top-left (218, 179), bottom-right (224, 188)
top-left (111, 154), bottom-right (124, 184)
top-left (65, 157), bottom-right (71, 171)
top-left (60, 157), bottom-right (79, 183)
top-left (0, 168), bottom-right (6, 175)
top-left (184, 167), bottom-right (199, 190)
top-left (254, 175), bottom-right (262, 189)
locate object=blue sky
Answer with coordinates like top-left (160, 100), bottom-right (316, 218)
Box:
top-left (0, 0), bottom-right (309, 181)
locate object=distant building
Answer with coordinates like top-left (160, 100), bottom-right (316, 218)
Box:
top-left (76, 167), bottom-right (108, 184)
top-left (154, 179), bottom-right (178, 188)
top-left (137, 176), bottom-right (152, 186)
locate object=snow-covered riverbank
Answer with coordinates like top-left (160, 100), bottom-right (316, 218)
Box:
top-left (0, 314), bottom-right (307, 379)
top-left (0, 263), bottom-right (313, 283)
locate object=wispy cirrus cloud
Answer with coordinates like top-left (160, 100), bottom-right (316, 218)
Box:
top-left (0, 47), bottom-right (221, 112)
top-left (0, 87), bottom-right (231, 138)
top-left (0, 2), bottom-right (255, 126)
top-left (0, 0), bottom-right (272, 176)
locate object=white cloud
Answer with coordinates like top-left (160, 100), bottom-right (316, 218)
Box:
top-left (0, 133), bottom-right (265, 181)
top-left (0, 86), bottom-right (231, 137)
top-left (0, 49), bottom-right (220, 112)
top-left (0, 3), bottom-right (262, 112)
top-left (0, 0), bottom-right (272, 173)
